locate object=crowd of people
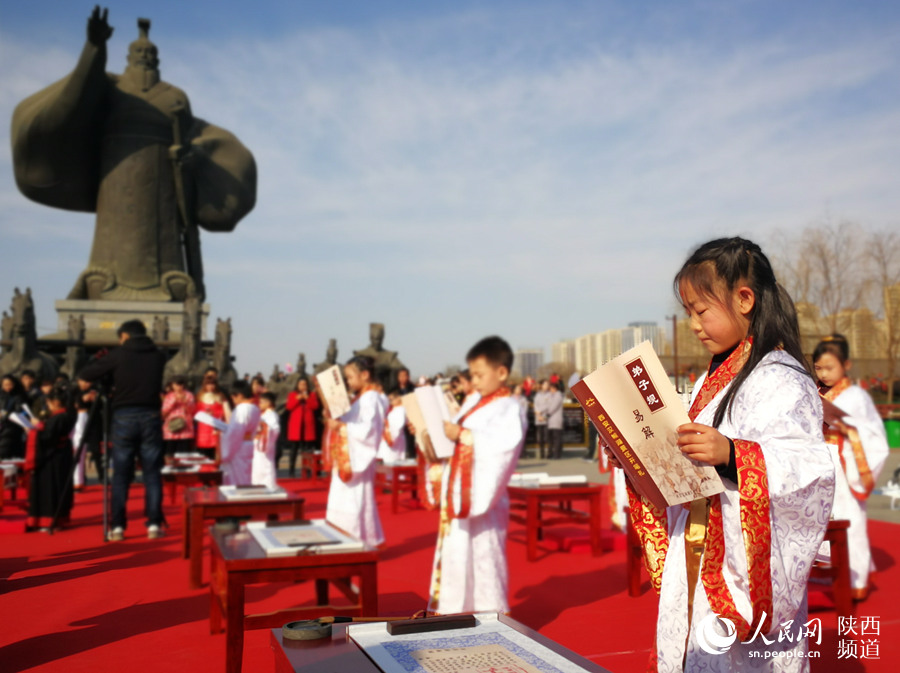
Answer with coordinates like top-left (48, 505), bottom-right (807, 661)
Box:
top-left (2, 237), bottom-right (895, 672)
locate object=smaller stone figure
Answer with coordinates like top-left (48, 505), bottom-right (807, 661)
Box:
top-left (152, 316), bottom-right (170, 344)
top-left (353, 323), bottom-right (405, 390)
top-left (163, 297), bottom-right (209, 389)
top-left (212, 318), bottom-right (237, 389)
top-left (0, 288), bottom-right (58, 381)
top-left (61, 314), bottom-right (87, 379)
top-left (314, 339), bottom-right (339, 375)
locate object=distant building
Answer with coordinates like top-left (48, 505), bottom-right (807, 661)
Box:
top-left (514, 348), bottom-right (544, 379)
top-left (574, 333), bottom-right (599, 373)
top-left (551, 339), bottom-right (576, 369)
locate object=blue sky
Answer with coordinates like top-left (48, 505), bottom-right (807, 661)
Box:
top-left (2, 1), bottom-right (900, 377)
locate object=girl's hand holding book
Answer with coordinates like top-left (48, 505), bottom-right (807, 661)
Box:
top-left (676, 422), bottom-right (730, 466)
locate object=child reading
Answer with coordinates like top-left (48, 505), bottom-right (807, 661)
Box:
top-left (378, 388), bottom-right (407, 465)
top-left (26, 387), bottom-right (76, 531)
top-left (252, 392), bottom-right (281, 489)
top-left (429, 336), bottom-right (527, 614)
top-left (325, 356), bottom-right (388, 547)
top-left (814, 334), bottom-right (889, 601)
top-left (625, 237), bottom-right (835, 671)
top-left (221, 380), bottom-right (261, 486)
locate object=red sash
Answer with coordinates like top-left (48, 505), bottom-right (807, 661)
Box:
top-left (447, 387), bottom-right (510, 519)
top-left (328, 384), bottom-right (378, 484)
top-left (822, 377), bottom-right (875, 500)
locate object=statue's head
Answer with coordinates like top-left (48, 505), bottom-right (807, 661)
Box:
top-left (326, 338), bottom-right (337, 362)
top-left (370, 323), bottom-right (385, 350)
top-left (126, 19), bottom-right (160, 86)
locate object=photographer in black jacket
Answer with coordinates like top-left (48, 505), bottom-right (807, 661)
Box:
top-left (78, 320), bottom-right (166, 541)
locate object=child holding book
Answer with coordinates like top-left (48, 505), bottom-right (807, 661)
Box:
top-left (625, 237), bottom-right (835, 671)
top-left (252, 392), bottom-right (281, 489)
top-left (221, 380), bottom-right (261, 486)
top-left (814, 334), bottom-right (888, 601)
top-left (378, 388), bottom-right (408, 465)
top-left (26, 387), bottom-right (76, 531)
top-left (325, 356), bottom-right (388, 547)
top-left (429, 336), bottom-right (527, 614)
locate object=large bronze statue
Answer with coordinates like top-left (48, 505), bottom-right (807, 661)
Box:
top-left (11, 8), bottom-right (256, 303)
top-left (353, 323), bottom-right (405, 390)
top-left (0, 289), bottom-right (59, 381)
top-left (313, 339), bottom-right (339, 375)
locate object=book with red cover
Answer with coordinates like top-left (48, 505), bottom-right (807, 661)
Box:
top-left (570, 341), bottom-right (723, 510)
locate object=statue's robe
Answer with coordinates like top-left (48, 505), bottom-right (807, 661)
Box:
top-left (11, 40), bottom-right (256, 301)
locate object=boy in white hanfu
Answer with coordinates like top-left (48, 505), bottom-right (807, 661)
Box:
top-left (252, 392), bottom-right (281, 489)
top-left (429, 336), bottom-right (527, 614)
top-left (221, 380), bottom-right (261, 486)
top-left (325, 356), bottom-right (388, 547)
top-left (378, 389), bottom-right (407, 465)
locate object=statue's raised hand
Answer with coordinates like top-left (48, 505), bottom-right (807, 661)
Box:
top-left (87, 6), bottom-right (113, 46)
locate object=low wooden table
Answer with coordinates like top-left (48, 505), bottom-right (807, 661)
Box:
top-left (209, 526), bottom-right (378, 673)
top-left (161, 467), bottom-right (222, 505)
top-left (375, 462), bottom-right (418, 514)
top-left (182, 487), bottom-right (306, 589)
top-left (270, 614), bottom-right (612, 673)
top-left (508, 482), bottom-right (604, 562)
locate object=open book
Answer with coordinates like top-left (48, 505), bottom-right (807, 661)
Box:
top-left (193, 411), bottom-right (228, 432)
top-left (403, 385), bottom-right (460, 460)
top-left (315, 364), bottom-right (352, 418)
top-left (570, 341), bottom-right (723, 509)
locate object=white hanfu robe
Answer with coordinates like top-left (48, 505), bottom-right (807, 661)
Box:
top-left (630, 347), bottom-right (835, 673)
top-left (378, 405), bottom-right (407, 464)
top-left (823, 381), bottom-right (889, 592)
top-left (70, 410), bottom-right (88, 488)
top-left (429, 393), bottom-right (527, 614)
top-left (252, 408), bottom-right (281, 489)
top-left (326, 389), bottom-right (388, 547)
top-left (221, 402), bottom-right (261, 486)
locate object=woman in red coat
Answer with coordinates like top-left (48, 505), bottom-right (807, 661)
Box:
top-left (285, 378), bottom-right (319, 477)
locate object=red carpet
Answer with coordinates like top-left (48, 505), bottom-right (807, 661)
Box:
top-left (1, 479), bottom-right (898, 672)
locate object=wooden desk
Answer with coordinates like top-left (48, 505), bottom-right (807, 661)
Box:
top-left (209, 527), bottom-right (378, 673)
top-left (182, 488), bottom-right (306, 589)
top-left (809, 519), bottom-right (852, 615)
top-left (375, 463), bottom-right (418, 514)
top-left (508, 483), bottom-right (604, 562)
top-left (161, 467), bottom-right (222, 505)
top-left (270, 614), bottom-right (612, 673)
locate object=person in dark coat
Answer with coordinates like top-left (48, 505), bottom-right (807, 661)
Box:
top-left (0, 374), bottom-right (26, 459)
top-left (26, 387), bottom-right (76, 531)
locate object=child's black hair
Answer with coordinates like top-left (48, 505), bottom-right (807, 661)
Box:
top-left (813, 333), bottom-right (850, 364)
top-left (674, 237), bottom-right (810, 427)
top-left (346, 355), bottom-right (375, 377)
top-left (260, 391), bottom-right (277, 406)
top-left (466, 336), bottom-right (514, 372)
top-left (231, 379), bottom-right (253, 399)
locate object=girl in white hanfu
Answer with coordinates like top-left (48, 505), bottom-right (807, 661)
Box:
top-left (813, 334), bottom-right (889, 601)
top-left (430, 336), bottom-right (527, 614)
top-left (252, 392), bottom-right (281, 489)
top-left (325, 356), bottom-right (388, 547)
top-left (221, 380), bottom-right (261, 486)
top-left (623, 238), bottom-right (835, 673)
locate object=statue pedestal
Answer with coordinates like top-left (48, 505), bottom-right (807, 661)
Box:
top-left (53, 299), bottom-right (210, 347)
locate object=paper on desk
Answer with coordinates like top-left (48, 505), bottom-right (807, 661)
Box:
top-left (347, 613), bottom-right (591, 673)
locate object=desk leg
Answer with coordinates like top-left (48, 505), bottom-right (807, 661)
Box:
top-left (167, 480), bottom-right (177, 506)
top-left (392, 471), bottom-right (400, 514)
top-left (590, 492), bottom-right (603, 557)
top-left (189, 508), bottom-right (205, 589)
top-left (831, 528), bottom-right (852, 617)
top-left (291, 501), bottom-right (304, 519)
top-left (527, 497), bottom-right (539, 562)
top-left (315, 578), bottom-right (329, 605)
top-left (182, 501), bottom-right (190, 560)
top-left (359, 564), bottom-right (378, 616)
top-left (225, 575), bottom-right (245, 673)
